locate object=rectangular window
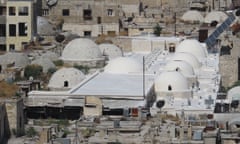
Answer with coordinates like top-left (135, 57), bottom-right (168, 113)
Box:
top-left (9, 44), bottom-right (15, 51)
top-left (18, 23), bottom-right (27, 36)
top-left (0, 24), bottom-right (6, 36)
top-left (0, 45), bottom-right (6, 51)
top-left (18, 6), bottom-right (28, 16)
top-left (107, 9), bottom-right (114, 16)
top-left (62, 9), bottom-right (69, 16)
top-left (83, 9), bottom-right (92, 20)
top-left (42, 9), bottom-right (49, 16)
top-left (9, 7), bottom-right (16, 16)
top-left (9, 24), bottom-right (16, 36)
top-left (84, 31), bottom-right (91, 37)
top-left (0, 6), bottom-right (6, 15)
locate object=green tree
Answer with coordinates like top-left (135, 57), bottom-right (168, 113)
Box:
top-left (24, 64), bottom-right (43, 79)
top-left (153, 23), bottom-right (162, 36)
top-left (25, 127), bottom-right (38, 138)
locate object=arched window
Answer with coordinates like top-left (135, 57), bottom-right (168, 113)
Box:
top-left (168, 85), bottom-right (172, 91)
top-left (64, 81), bottom-right (69, 87)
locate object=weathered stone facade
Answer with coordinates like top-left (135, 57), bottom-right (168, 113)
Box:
top-left (0, 102), bottom-right (10, 144)
top-left (5, 98), bottom-right (25, 137)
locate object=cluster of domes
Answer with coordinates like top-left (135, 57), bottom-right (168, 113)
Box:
top-left (61, 38), bottom-right (123, 67)
top-left (181, 10), bottom-right (228, 24)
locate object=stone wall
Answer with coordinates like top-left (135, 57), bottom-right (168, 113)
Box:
top-left (5, 98), bottom-right (25, 137)
top-left (0, 102), bottom-right (10, 144)
top-left (219, 55), bottom-right (238, 88)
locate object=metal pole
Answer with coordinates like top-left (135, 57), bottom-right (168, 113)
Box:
top-left (174, 12), bottom-right (176, 36)
top-left (143, 56), bottom-right (145, 98)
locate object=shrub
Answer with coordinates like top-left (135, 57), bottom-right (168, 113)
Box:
top-left (24, 64), bottom-right (43, 79)
top-left (53, 60), bottom-right (64, 66)
top-left (153, 23), bottom-right (162, 36)
top-left (26, 127), bottom-right (38, 137)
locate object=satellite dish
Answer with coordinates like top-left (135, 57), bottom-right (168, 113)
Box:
top-left (235, 9), bottom-right (240, 16)
top-left (46, 0), bottom-right (58, 8)
top-left (156, 100), bottom-right (165, 109)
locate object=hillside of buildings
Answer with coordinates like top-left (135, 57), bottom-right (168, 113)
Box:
top-left (1, 0), bottom-right (240, 144)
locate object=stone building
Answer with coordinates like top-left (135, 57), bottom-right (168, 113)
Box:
top-left (0, 102), bottom-right (10, 144)
top-left (5, 98), bottom-right (25, 137)
top-left (6, 0), bottom-right (35, 51)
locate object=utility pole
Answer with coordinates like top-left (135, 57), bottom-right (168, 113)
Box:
top-left (143, 56), bottom-right (145, 98)
top-left (174, 12), bottom-right (176, 36)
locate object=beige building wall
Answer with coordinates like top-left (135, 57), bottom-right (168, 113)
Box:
top-left (63, 23), bottom-right (119, 37)
top-left (5, 98), bottom-right (25, 137)
top-left (0, 102), bottom-right (10, 143)
top-left (6, 1), bottom-right (33, 51)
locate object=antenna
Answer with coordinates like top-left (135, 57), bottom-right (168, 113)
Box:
top-left (143, 56), bottom-right (145, 98)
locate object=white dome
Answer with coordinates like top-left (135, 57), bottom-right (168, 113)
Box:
top-left (176, 39), bottom-right (207, 59)
top-left (171, 52), bottom-right (201, 69)
top-left (48, 67), bottom-right (85, 90)
top-left (181, 10), bottom-right (204, 23)
top-left (41, 51), bottom-right (59, 61)
top-left (155, 71), bottom-right (189, 92)
top-left (204, 11), bottom-right (228, 24)
top-left (228, 86), bottom-right (240, 101)
top-left (99, 43), bottom-right (123, 60)
top-left (61, 38), bottom-right (102, 61)
top-left (0, 52), bottom-right (29, 68)
top-left (31, 57), bottom-right (56, 73)
top-left (104, 57), bottom-right (142, 74)
top-left (165, 60), bottom-right (195, 76)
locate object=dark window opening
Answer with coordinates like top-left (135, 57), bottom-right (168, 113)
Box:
top-left (139, 28), bottom-right (144, 31)
top-left (169, 43), bottom-right (175, 53)
top-left (0, 65), bottom-right (2, 73)
top-left (84, 31), bottom-right (91, 37)
top-left (97, 17), bottom-right (101, 24)
top-left (64, 81), bottom-right (68, 87)
top-left (0, 24), bottom-right (6, 36)
top-left (0, 6), bottom-right (6, 15)
top-left (19, 23), bottom-right (27, 36)
top-left (9, 7), bottom-right (16, 16)
top-left (9, 44), bottom-right (15, 51)
top-left (107, 9), bottom-right (113, 16)
top-left (0, 45), bottom-right (6, 51)
top-left (168, 85), bottom-right (172, 91)
top-left (238, 57), bottom-right (240, 80)
top-left (42, 9), bottom-right (49, 16)
top-left (62, 9), bottom-right (69, 16)
top-left (83, 9), bottom-right (92, 20)
top-left (9, 24), bottom-right (16, 36)
top-left (176, 67), bottom-right (179, 71)
top-left (18, 6), bottom-right (28, 16)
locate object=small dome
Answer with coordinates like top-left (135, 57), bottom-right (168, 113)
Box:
top-left (48, 67), bottom-right (85, 90)
top-left (204, 11), bottom-right (228, 24)
top-left (99, 43), bottom-right (123, 60)
top-left (176, 39), bottom-right (207, 59)
top-left (165, 60), bottom-right (195, 76)
top-left (61, 38), bottom-right (102, 61)
top-left (181, 10), bottom-right (204, 23)
top-left (171, 52), bottom-right (201, 69)
top-left (0, 52), bottom-right (29, 68)
top-left (31, 57), bottom-right (56, 73)
top-left (228, 86), bottom-right (240, 101)
top-left (155, 71), bottom-right (188, 92)
top-left (104, 57), bottom-right (142, 74)
top-left (41, 51), bottom-right (59, 61)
